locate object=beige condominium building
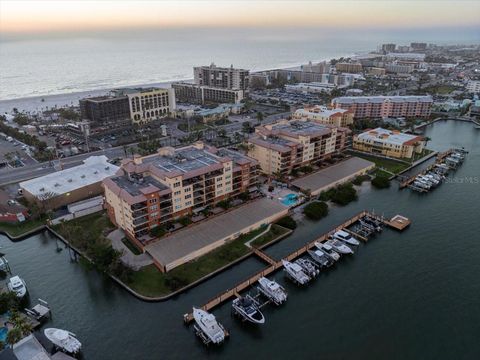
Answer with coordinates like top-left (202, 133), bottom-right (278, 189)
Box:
top-left (353, 127), bottom-right (425, 159)
top-left (247, 120), bottom-right (350, 176)
top-left (193, 63), bottom-right (249, 90)
top-left (293, 105), bottom-right (354, 127)
top-left (126, 88), bottom-right (176, 124)
top-left (103, 142), bottom-right (259, 245)
top-left (331, 95), bottom-right (433, 119)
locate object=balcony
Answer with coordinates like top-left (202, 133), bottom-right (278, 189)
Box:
top-left (131, 202), bottom-right (147, 211)
top-left (132, 209), bottom-right (148, 218)
top-left (133, 216), bottom-right (149, 226)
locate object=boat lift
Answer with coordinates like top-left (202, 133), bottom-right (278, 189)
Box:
top-left (24, 299), bottom-right (51, 322)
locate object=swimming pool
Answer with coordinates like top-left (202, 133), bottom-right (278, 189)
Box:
top-left (281, 193), bottom-right (298, 206)
top-left (0, 327), bottom-right (8, 342)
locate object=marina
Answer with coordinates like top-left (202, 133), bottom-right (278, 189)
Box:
top-left (0, 120), bottom-right (477, 359)
top-left (183, 210), bottom-right (409, 329)
top-left (399, 148), bottom-right (468, 193)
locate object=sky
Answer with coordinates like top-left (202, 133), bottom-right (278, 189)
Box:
top-left (1, 0), bottom-right (479, 36)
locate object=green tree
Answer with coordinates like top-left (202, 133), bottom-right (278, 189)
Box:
top-left (303, 201), bottom-right (329, 220)
top-left (6, 328), bottom-right (22, 345)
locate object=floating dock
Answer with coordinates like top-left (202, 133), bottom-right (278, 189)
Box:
top-left (183, 210), bottom-right (409, 323)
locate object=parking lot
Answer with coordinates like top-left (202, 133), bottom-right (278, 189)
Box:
top-left (0, 137), bottom-right (37, 168)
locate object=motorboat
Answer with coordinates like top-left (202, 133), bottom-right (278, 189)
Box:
top-left (282, 260), bottom-right (310, 285)
top-left (308, 249), bottom-right (333, 268)
top-left (325, 239), bottom-right (354, 255)
top-left (192, 307), bottom-right (226, 344)
top-left (295, 258), bottom-right (319, 278)
top-left (44, 328), bottom-right (82, 354)
top-left (231, 295), bottom-right (265, 324)
top-left (257, 277), bottom-right (288, 305)
top-left (0, 255), bottom-right (8, 272)
top-left (314, 242), bottom-right (340, 261)
top-left (333, 230), bottom-right (360, 246)
top-left (7, 276), bottom-right (27, 298)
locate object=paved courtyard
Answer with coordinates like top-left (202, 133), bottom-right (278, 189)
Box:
top-left (145, 197), bottom-right (288, 271)
top-left (292, 157), bottom-right (375, 196)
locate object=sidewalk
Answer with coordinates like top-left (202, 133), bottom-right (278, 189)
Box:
top-left (108, 229), bottom-right (153, 270)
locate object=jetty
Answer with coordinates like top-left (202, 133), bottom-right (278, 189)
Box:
top-left (183, 210), bottom-right (409, 324)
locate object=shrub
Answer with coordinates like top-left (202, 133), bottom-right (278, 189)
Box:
top-left (303, 201), bottom-right (329, 220)
top-left (371, 176), bottom-right (391, 189)
top-left (150, 226), bottom-right (166, 238)
top-left (329, 183), bottom-right (358, 206)
top-left (217, 199), bottom-right (231, 209)
top-left (275, 216), bottom-right (297, 230)
top-left (178, 216), bottom-right (192, 226)
top-left (352, 174), bottom-right (370, 186)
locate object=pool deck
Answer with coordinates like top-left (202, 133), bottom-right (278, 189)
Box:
top-left (145, 197), bottom-right (289, 272)
top-left (292, 157), bottom-right (375, 196)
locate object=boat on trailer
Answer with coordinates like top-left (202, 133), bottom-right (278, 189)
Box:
top-left (257, 277), bottom-right (288, 305)
top-left (294, 258), bottom-right (319, 278)
top-left (232, 295), bottom-right (265, 324)
top-left (192, 307), bottom-right (226, 345)
top-left (44, 328), bottom-right (82, 354)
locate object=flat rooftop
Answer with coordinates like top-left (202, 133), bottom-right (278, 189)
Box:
top-left (292, 157), bottom-right (375, 195)
top-left (357, 127), bottom-right (423, 146)
top-left (145, 198), bottom-right (287, 270)
top-left (270, 121), bottom-right (332, 138)
top-left (20, 156), bottom-right (119, 198)
top-left (143, 147), bottom-right (224, 174)
top-left (110, 175), bottom-right (169, 197)
top-left (332, 95), bottom-right (433, 104)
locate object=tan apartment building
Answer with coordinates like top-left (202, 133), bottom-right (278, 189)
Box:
top-left (353, 127), bottom-right (425, 159)
top-left (126, 88), bottom-right (176, 124)
top-left (335, 62), bottom-right (363, 73)
top-left (172, 82), bottom-right (245, 105)
top-left (103, 142), bottom-right (259, 245)
top-left (331, 95), bottom-right (433, 119)
top-left (247, 120), bottom-right (350, 175)
top-left (293, 105), bottom-right (354, 127)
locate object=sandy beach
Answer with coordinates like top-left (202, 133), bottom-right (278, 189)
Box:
top-left (0, 79), bottom-right (188, 115)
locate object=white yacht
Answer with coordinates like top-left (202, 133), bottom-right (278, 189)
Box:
top-left (232, 295), bottom-right (265, 324)
top-left (325, 239), bottom-right (354, 255)
top-left (333, 230), bottom-right (360, 246)
top-left (314, 242), bottom-right (340, 261)
top-left (7, 276), bottom-right (27, 298)
top-left (44, 328), bottom-right (82, 354)
top-left (192, 307), bottom-right (226, 345)
top-left (308, 249), bottom-right (333, 268)
top-left (282, 260), bottom-right (310, 285)
top-left (295, 258), bottom-right (319, 278)
top-left (257, 277), bottom-right (288, 305)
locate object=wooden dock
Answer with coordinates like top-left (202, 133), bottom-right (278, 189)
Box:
top-left (183, 210), bottom-right (409, 324)
top-left (399, 148), bottom-right (457, 189)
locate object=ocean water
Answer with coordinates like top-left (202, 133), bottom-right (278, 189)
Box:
top-left (1, 26), bottom-right (478, 101)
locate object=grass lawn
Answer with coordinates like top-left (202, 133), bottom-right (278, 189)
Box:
top-left (0, 217), bottom-right (47, 237)
top-left (124, 225), bottom-right (289, 297)
top-left (121, 238), bottom-right (142, 255)
top-left (250, 224), bottom-right (290, 248)
top-left (52, 212), bottom-right (114, 250)
top-left (350, 153), bottom-right (410, 174)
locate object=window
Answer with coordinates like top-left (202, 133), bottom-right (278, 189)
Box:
top-left (174, 198), bottom-right (181, 203)
top-left (217, 183), bottom-right (223, 188)
top-left (175, 205), bottom-right (182, 210)
top-left (173, 182), bottom-right (181, 188)
top-left (150, 212), bottom-right (159, 218)
top-left (185, 194), bottom-right (192, 199)
top-left (174, 190), bottom-right (181, 196)
top-left (185, 201), bottom-right (192, 206)
top-left (149, 198), bottom-right (157, 204)
top-left (150, 205), bottom-right (158, 211)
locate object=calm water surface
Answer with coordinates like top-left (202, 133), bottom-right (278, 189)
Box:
top-left (1, 121), bottom-right (479, 359)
